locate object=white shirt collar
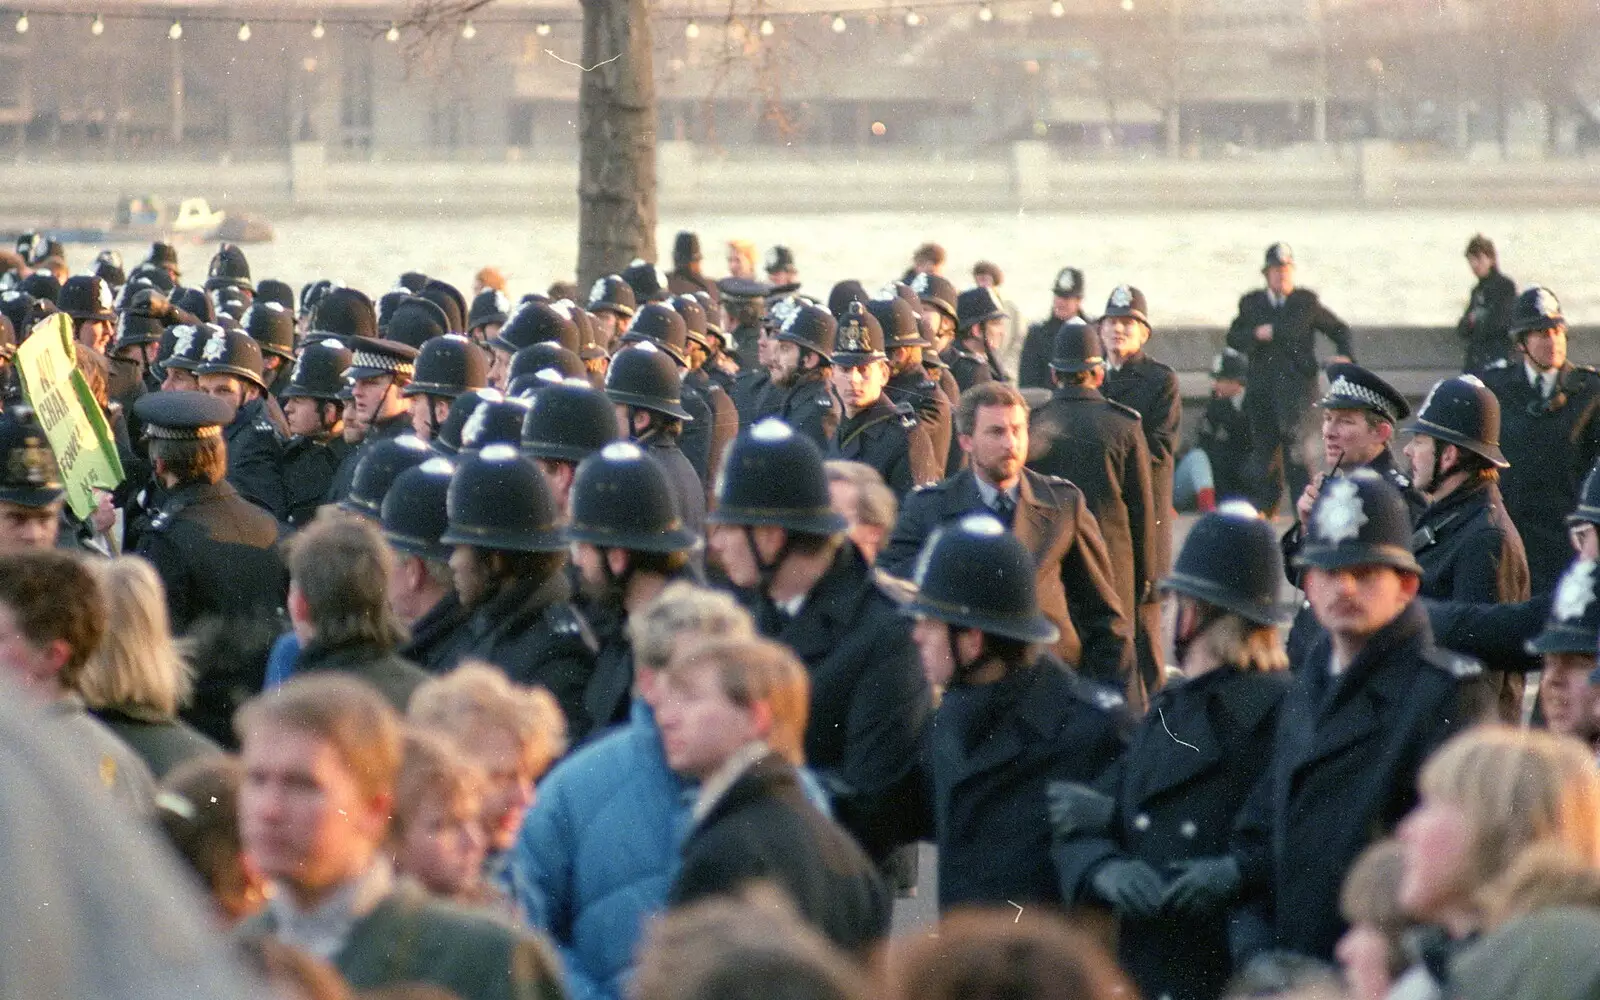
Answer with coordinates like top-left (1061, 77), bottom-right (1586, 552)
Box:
top-left (975, 476), bottom-right (1019, 509)
top-left (266, 858), bottom-right (394, 960)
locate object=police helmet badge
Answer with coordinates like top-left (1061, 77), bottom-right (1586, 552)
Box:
top-left (911, 273), bottom-right (931, 295)
top-left (588, 278), bottom-right (608, 305)
top-left (201, 335), bottom-right (227, 362)
top-left (837, 315), bottom-right (870, 355)
top-left (1110, 285), bottom-right (1133, 309)
top-left (460, 403), bottom-right (491, 449)
top-left (1314, 477), bottom-right (1368, 545)
top-left (765, 248), bottom-right (782, 272)
top-left (1554, 560), bottom-right (1597, 622)
top-left (172, 326), bottom-right (197, 358)
top-left (769, 296), bottom-right (801, 327)
top-left (289, 356), bottom-right (307, 385)
top-left (1533, 287), bottom-right (1561, 319)
top-left (7, 436), bottom-right (54, 486)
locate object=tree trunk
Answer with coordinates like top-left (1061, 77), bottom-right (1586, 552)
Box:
top-left (577, 0), bottom-right (656, 288)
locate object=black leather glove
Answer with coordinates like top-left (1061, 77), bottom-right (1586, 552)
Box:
top-left (1160, 856), bottom-right (1241, 917)
top-left (1046, 781), bottom-right (1115, 841)
top-left (1090, 859), bottom-right (1166, 918)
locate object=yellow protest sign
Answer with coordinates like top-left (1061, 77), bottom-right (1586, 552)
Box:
top-left (15, 313), bottom-right (125, 518)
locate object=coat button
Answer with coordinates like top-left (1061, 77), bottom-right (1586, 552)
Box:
top-left (1180, 820), bottom-right (1198, 839)
top-left (1133, 813), bottom-right (1151, 832)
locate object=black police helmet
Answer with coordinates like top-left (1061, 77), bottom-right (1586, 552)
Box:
top-left (868, 295), bottom-right (926, 350)
top-left (1570, 460), bottom-right (1600, 527)
top-left (1101, 285), bottom-right (1149, 327)
top-left (312, 287), bottom-right (379, 341)
top-left (509, 344), bottom-right (586, 386)
top-left (620, 302), bottom-right (689, 365)
top-left (520, 381), bottom-right (619, 463)
top-left (620, 260), bottom-right (671, 303)
top-left (468, 289), bottom-right (513, 331)
top-left (255, 278), bottom-right (296, 313)
top-left (155, 324), bottom-right (211, 375)
top-left (566, 441), bottom-right (700, 553)
top-left (338, 434), bottom-right (432, 520)
top-left (1526, 559), bottom-right (1600, 655)
top-left (492, 302), bottom-right (580, 355)
top-left (775, 303), bottom-right (837, 362)
top-left (380, 457), bottom-right (457, 563)
top-left (604, 342), bottom-right (693, 421)
top-left (431, 388), bottom-right (502, 457)
top-left (955, 286), bottom-right (1007, 332)
top-left (1407, 374), bottom-right (1509, 468)
top-left (1162, 501), bottom-right (1291, 626)
top-left (58, 275), bottom-right (116, 322)
top-left (670, 295), bottom-right (711, 350)
top-left (386, 297), bottom-right (450, 350)
top-left (708, 418), bottom-right (846, 536)
top-left (910, 272), bottom-right (959, 322)
top-left (113, 311), bottom-right (165, 353)
top-left (404, 335), bottom-right (489, 399)
top-left (1508, 286), bottom-right (1564, 339)
top-left (831, 302), bottom-right (886, 366)
top-left (282, 341), bottom-right (354, 402)
top-left (0, 404), bottom-right (64, 507)
top-left (194, 327), bottom-right (267, 390)
top-left (903, 513), bottom-right (1061, 644)
top-left (242, 301), bottom-right (296, 360)
top-left (205, 243), bottom-right (253, 292)
top-left (586, 275), bottom-right (637, 319)
top-left (1211, 348), bottom-right (1249, 382)
top-left (1296, 468), bottom-right (1423, 575)
top-left (459, 397), bottom-right (533, 454)
top-left (1048, 320), bottom-right (1104, 373)
top-left (827, 280), bottom-right (870, 317)
top-left (440, 444), bottom-right (566, 553)
top-left (422, 280), bottom-right (468, 334)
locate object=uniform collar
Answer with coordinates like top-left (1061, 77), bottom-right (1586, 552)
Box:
top-left (974, 475), bottom-right (1019, 509)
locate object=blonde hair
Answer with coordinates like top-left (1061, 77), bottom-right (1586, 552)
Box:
top-left (667, 636), bottom-right (810, 767)
top-left (390, 727), bottom-right (485, 845)
top-left (409, 661), bottom-right (567, 775)
top-left (726, 241), bottom-right (757, 276)
top-left (1196, 611), bottom-right (1288, 674)
top-left (1339, 839), bottom-right (1412, 977)
top-left (1418, 725), bottom-right (1600, 911)
top-left (1483, 844), bottom-right (1600, 930)
top-left (235, 674), bottom-right (403, 802)
top-left (78, 557), bottom-right (193, 717)
top-left (628, 582), bottom-right (754, 672)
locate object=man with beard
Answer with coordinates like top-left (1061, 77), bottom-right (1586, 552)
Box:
top-left (327, 336), bottom-right (419, 503)
top-left (872, 294), bottom-right (952, 465)
top-left (565, 442), bottom-right (701, 735)
top-left (766, 302), bottom-right (838, 450)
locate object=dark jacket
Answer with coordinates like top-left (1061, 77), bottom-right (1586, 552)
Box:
top-left (1056, 667), bottom-right (1289, 1000)
top-left (133, 479), bottom-right (287, 634)
top-left (223, 396), bottom-right (288, 519)
top-left (1480, 361), bottom-right (1600, 592)
top-left (1414, 478), bottom-right (1529, 606)
top-left (1457, 268), bottom-right (1517, 372)
top-left (773, 373), bottom-right (838, 452)
top-left (642, 433), bottom-right (706, 544)
top-left (280, 433), bottom-right (350, 531)
top-left (89, 706), bottom-right (223, 781)
top-left (730, 368), bottom-right (779, 429)
top-left (326, 410), bottom-right (413, 504)
top-left (293, 636), bottom-right (428, 713)
top-left (1018, 317), bottom-right (1067, 390)
top-left (1027, 384), bottom-right (1156, 706)
top-left (666, 268), bottom-right (719, 307)
top-left (1232, 602), bottom-right (1494, 961)
top-left (677, 377), bottom-right (716, 484)
top-left (1104, 350), bottom-right (1181, 576)
top-left (917, 659), bottom-right (1128, 911)
top-left (582, 566), bottom-right (704, 737)
top-left (885, 366), bottom-right (953, 465)
top-left (671, 752), bottom-right (890, 958)
top-left (1423, 592), bottom-right (1549, 677)
top-left (1226, 288), bottom-right (1353, 431)
top-left (880, 468), bottom-right (1133, 689)
top-left (827, 396), bottom-right (939, 499)
top-left (462, 573), bottom-right (598, 742)
top-left (244, 880), bottom-right (567, 1000)
top-left (401, 591), bottom-right (475, 674)
top-left (685, 368), bottom-right (738, 496)
top-left (1196, 394), bottom-right (1253, 501)
top-left (744, 541), bottom-right (933, 861)
top-left (941, 343), bottom-right (998, 395)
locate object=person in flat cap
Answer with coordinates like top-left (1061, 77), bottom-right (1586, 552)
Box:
top-left (666, 230), bottom-right (720, 308)
top-left (1226, 242), bottom-right (1354, 517)
top-left (1457, 234), bottom-right (1517, 372)
top-left (826, 302), bottom-right (939, 499)
top-left (325, 336), bottom-right (420, 504)
top-left (279, 340), bottom-right (355, 530)
top-left (1018, 267), bottom-right (1090, 390)
top-left (1479, 285), bottom-right (1600, 593)
top-left (130, 391), bottom-right (288, 634)
top-left (0, 404), bottom-right (64, 552)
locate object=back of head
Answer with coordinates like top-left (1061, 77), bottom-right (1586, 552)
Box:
top-left (628, 582), bottom-right (754, 672)
top-left (669, 635), bottom-right (811, 766)
top-left (409, 660), bottom-right (568, 774)
top-left (77, 556), bottom-right (190, 718)
top-left (0, 549), bottom-right (105, 691)
top-left (155, 755), bottom-right (249, 910)
top-left (883, 908), bottom-right (1132, 1000)
top-left (288, 514), bottom-right (404, 651)
top-left (234, 673), bottom-right (404, 802)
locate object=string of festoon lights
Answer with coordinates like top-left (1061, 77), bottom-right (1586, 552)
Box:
top-left (2, 0), bottom-right (1144, 45)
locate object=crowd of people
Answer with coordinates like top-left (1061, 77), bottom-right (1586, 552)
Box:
top-left (3, 227), bottom-right (1600, 1000)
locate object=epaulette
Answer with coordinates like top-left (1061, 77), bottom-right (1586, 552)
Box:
top-left (545, 601), bottom-right (600, 654)
top-left (899, 411), bottom-right (919, 431)
top-left (1106, 398), bottom-right (1142, 421)
top-left (816, 393), bottom-right (833, 408)
top-left (254, 419), bottom-right (283, 440)
top-left (1422, 647), bottom-right (1484, 680)
top-left (1483, 358), bottom-right (1510, 370)
top-left (909, 479), bottom-right (946, 494)
top-left (1386, 468), bottom-right (1412, 489)
top-left (1571, 363), bottom-right (1600, 379)
top-left (146, 509), bottom-right (173, 533)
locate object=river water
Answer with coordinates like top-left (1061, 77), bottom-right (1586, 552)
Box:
top-left (84, 205), bottom-right (1599, 328)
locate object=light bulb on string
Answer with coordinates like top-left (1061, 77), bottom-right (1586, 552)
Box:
top-left (168, 19), bottom-right (183, 40)
top-left (905, 8), bottom-right (922, 27)
top-left (91, 13), bottom-right (104, 35)
top-left (461, 19), bottom-right (476, 39)
top-left (1050, 0), bottom-right (1065, 16)
top-left (978, 3), bottom-right (994, 21)
top-left (535, 21), bottom-right (552, 36)
top-left (14, 12), bottom-right (27, 34)
top-left (386, 22), bottom-right (400, 42)
top-left (237, 22), bottom-right (252, 41)
top-left (758, 17), bottom-right (774, 36)
top-left (831, 13), bottom-right (846, 32)
top-left (684, 19), bottom-right (699, 39)
top-left (312, 19), bottom-right (326, 39)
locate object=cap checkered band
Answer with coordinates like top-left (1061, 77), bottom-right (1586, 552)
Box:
top-left (1322, 375), bottom-right (1398, 423)
top-left (350, 349), bottom-right (415, 379)
top-left (146, 423), bottom-right (224, 441)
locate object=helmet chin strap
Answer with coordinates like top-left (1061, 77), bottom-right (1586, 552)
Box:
top-left (745, 525), bottom-right (794, 597)
top-left (596, 546), bottom-right (633, 608)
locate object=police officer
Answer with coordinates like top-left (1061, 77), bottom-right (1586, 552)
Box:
top-left (467, 288), bottom-right (512, 345)
top-left (506, 344), bottom-right (586, 396)
top-left (900, 513), bottom-right (1128, 911)
top-left (193, 327), bottom-right (289, 519)
top-left (565, 441), bottom-right (702, 733)
top-left (427, 387), bottom-right (499, 458)
top-left (827, 303), bottom-right (938, 499)
top-left (1457, 234), bottom-right (1517, 372)
top-left (204, 243), bottom-right (254, 307)
top-left (1232, 470), bottom-right (1492, 962)
top-left (620, 259), bottom-right (671, 305)
top-left (675, 294), bottom-right (739, 492)
top-left (665, 231), bottom-right (719, 306)
top-left (1017, 267), bottom-right (1089, 390)
top-left (337, 433), bottom-right (433, 523)
top-left (57, 275), bottom-right (117, 356)
top-left (326, 336), bottom-right (420, 503)
top-left (1181, 348), bottom-right (1252, 511)
top-left (706, 418), bottom-right (931, 862)
top-left (730, 294), bottom-right (792, 428)
top-left (519, 379), bottom-right (620, 511)
top-left (242, 301), bottom-right (296, 397)
top-left (764, 246), bottom-right (799, 289)
top-left (380, 457), bottom-right (474, 673)
top-left (872, 294), bottom-right (953, 466)
top-left (153, 323), bottom-right (211, 393)
top-left (1480, 286), bottom-right (1600, 592)
top-left (944, 286), bottom-right (1009, 392)
top-left (1027, 322), bottom-right (1158, 711)
top-left (646, 296), bottom-right (716, 482)
top-left (279, 340), bottom-right (354, 530)
top-left (603, 341), bottom-right (706, 543)
top-left (457, 397), bottom-right (532, 455)
top-left (384, 296), bottom-right (451, 350)
top-left (1053, 503), bottom-right (1291, 1000)
top-left (718, 276), bottom-right (770, 372)
top-left (488, 302), bottom-right (579, 391)
top-left (767, 302), bottom-right (838, 450)
top-left (908, 274), bottom-right (964, 434)
top-left (585, 274), bottom-right (636, 353)
top-left (108, 308), bottom-right (164, 410)
top-left (0, 404), bottom-right (63, 552)
top-left (1403, 375), bottom-right (1530, 713)
top-left (440, 444), bottom-right (598, 740)
top-left (1226, 243), bottom-right (1354, 516)
top-left (403, 334), bottom-right (490, 443)
top-left (130, 391), bottom-right (287, 634)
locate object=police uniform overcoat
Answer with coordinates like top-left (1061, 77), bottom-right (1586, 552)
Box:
top-left (880, 468), bottom-right (1134, 690)
top-left (326, 410), bottom-right (412, 504)
top-left (774, 374), bottom-right (838, 452)
top-left (1105, 351), bottom-right (1181, 575)
top-left (730, 368), bottom-right (779, 429)
top-left (643, 434), bottom-right (706, 543)
top-left (134, 478), bottom-right (287, 634)
top-left (919, 658), bottom-right (1128, 912)
top-left (280, 433), bottom-right (350, 530)
top-left (676, 377), bottom-right (715, 483)
top-left (1414, 478), bottom-right (1529, 607)
top-left (1232, 602), bottom-right (1493, 962)
top-left (1480, 361), bottom-right (1600, 591)
top-left (400, 591), bottom-right (475, 675)
top-left (941, 344), bottom-right (995, 395)
top-left (827, 396), bottom-right (939, 498)
top-left (1017, 317), bottom-right (1068, 390)
top-left (885, 366), bottom-right (953, 464)
top-left (222, 396), bottom-right (287, 519)
top-left (685, 368), bottom-right (738, 493)
top-left (747, 541), bottom-right (933, 862)
top-left (460, 573), bottom-right (599, 742)
top-left (1055, 667), bottom-right (1289, 1000)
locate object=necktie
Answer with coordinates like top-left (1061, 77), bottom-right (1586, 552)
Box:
top-left (992, 492), bottom-right (1016, 528)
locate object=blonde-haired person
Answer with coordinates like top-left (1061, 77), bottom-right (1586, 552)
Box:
top-left (1336, 840), bottom-right (1416, 1000)
top-left (1391, 725), bottom-right (1600, 999)
top-left (388, 728), bottom-right (493, 907)
top-left (81, 556), bottom-right (221, 779)
top-left (725, 241), bottom-right (757, 281)
top-left (1052, 504), bottom-right (1291, 1000)
top-left (409, 661), bottom-right (566, 897)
